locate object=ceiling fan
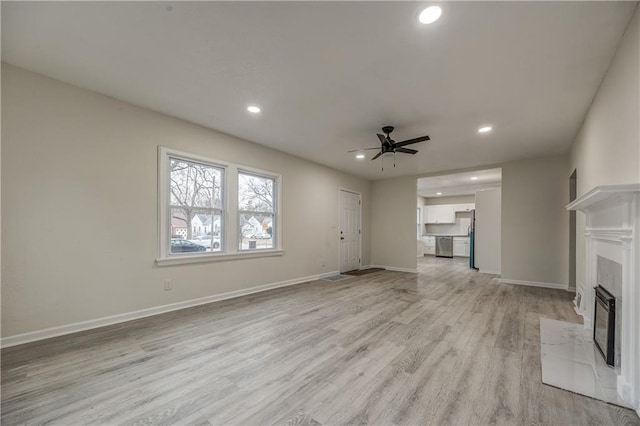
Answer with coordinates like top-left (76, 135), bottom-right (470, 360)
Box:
top-left (349, 126), bottom-right (431, 170)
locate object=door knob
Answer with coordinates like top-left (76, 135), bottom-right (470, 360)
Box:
top-left (340, 237), bottom-right (344, 240)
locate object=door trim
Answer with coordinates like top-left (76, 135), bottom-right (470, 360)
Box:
top-left (338, 187), bottom-right (362, 273)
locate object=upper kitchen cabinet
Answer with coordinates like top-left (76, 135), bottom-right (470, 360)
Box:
top-left (423, 205), bottom-right (456, 224)
top-left (455, 203), bottom-right (475, 212)
top-left (423, 203), bottom-right (475, 223)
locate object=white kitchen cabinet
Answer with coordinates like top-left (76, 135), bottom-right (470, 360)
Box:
top-left (422, 207), bottom-right (432, 223)
top-left (423, 236), bottom-right (436, 255)
top-left (424, 205), bottom-right (438, 223)
top-left (424, 205), bottom-right (455, 224)
top-left (453, 240), bottom-right (466, 256)
top-left (453, 236), bottom-right (470, 257)
top-left (455, 203), bottom-right (475, 212)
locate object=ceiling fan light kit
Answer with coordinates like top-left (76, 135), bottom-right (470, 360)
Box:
top-left (348, 126), bottom-right (431, 171)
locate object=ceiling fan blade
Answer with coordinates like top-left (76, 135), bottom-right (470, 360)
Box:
top-left (371, 151), bottom-right (383, 161)
top-left (377, 134), bottom-right (388, 145)
top-left (347, 147), bottom-right (381, 152)
top-left (394, 135), bottom-right (430, 148)
top-left (396, 148), bottom-right (418, 155)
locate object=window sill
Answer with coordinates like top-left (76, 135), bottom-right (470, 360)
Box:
top-left (156, 249), bottom-right (284, 267)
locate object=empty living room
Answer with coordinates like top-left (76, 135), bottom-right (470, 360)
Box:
top-left (2, 2), bottom-right (639, 425)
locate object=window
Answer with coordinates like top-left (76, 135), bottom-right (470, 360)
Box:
top-left (238, 171), bottom-right (276, 250)
top-left (158, 147), bottom-right (283, 265)
top-left (168, 156), bottom-right (224, 254)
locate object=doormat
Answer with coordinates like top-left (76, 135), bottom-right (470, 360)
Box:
top-left (322, 274), bottom-right (353, 282)
top-left (344, 268), bottom-right (385, 276)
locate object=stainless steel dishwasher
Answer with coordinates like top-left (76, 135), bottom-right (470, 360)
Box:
top-left (435, 236), bottom-right (453, 258)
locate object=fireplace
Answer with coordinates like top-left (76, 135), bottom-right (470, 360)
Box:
top-left (567, 184), bottom-right (640, 412)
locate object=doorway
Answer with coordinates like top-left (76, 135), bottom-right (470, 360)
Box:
top-left (339, 189), bottom-right (361, 273)
top-left (569, 169), bottom-right (577, 291)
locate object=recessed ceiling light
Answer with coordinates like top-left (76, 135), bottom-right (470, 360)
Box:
top-left (478, 126), bottom-right (492, 133)
top-left (247, 105), bottom-right (261, 114)
top-left (355, 153), bottom-right (365, 159)
top-left (436, 192), bottom-right (442, 195)
top-left (470, 176), bottom-right (478, 180)
top-left (419, 6), bottom-right (442, 24)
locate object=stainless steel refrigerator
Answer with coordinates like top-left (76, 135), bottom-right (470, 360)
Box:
top-left (469, 209), bottom-right (478, 269)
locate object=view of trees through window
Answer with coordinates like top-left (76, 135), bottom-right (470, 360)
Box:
top-left (164, 153), bottom-right (278, 255)
top-left (238, 172), bottom-right (275, 250)
top-left (169, 157), bottom-right (223, 253)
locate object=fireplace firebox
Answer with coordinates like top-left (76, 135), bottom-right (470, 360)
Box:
top-left (593, 285), bottom-right (615, 366)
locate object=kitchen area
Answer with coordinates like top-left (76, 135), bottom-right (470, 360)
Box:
top-left (417, 168), bottom-right (502, 273)
top-left (420, 202), bottom-right (474, 258)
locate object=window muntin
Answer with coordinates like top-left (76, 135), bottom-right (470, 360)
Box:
top-left (238, 171), bottom-right (276, 251)
top-left (168, 156), bottom-right (224, 254)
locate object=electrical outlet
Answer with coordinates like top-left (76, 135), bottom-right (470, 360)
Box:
top-left (164, 279), bottom-right (173, 291)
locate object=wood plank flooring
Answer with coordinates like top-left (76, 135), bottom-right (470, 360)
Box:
top-left (2, 256), bottom-right (639, 425)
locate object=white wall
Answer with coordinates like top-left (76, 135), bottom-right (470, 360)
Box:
top-left (373, 159), bottom-right (571, 282)
top-left (569, 7), bottom-right (640, 292)
top-left (475, 189), bottom-right (501, 274)
top-left (501, 155), bottom-right (569, 286)
top-left (569, 7), bottom-right (639, 194)
top-left (1, 64), bottom-right (371, 338)
top-left (371, 177), bottom-right (417, 271)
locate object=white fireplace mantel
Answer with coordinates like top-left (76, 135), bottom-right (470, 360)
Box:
top-left (567, 183), bottom-right (640, 412)
top-left (566, 184), bottom-right (640, 211)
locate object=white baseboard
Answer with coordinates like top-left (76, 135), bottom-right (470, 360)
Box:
top-left (369, 264), bottom-right (418, 274)
top-left (0, 270), bottom-right (339, 348)
top-left (573, 295), bottom-right (585, 318)
top-left (617, 376), bottom-right (640, 412)
top-left (479, 269), bottom-right (502, 275)
top-left (500, 278), bottom-right (568, 290)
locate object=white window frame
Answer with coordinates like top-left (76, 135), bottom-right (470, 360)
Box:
top-left (157, 147), bottom-right (284, 266)
top-left (237, 169), bottom-right (279, 252)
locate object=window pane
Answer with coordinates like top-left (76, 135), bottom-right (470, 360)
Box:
top-left (239, 213), bottom-right (274, 250)
top-left (238, 173), bottom-right (274, 213)
top-left (171, 208), bottom-right (222, 253)
top-left (170, 158), bottom-right (222, 208)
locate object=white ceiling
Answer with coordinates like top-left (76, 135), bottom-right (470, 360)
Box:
top-left (2, 2), bottom-right (636, 180)
top-left (417, 168), bottom-right (502, 198)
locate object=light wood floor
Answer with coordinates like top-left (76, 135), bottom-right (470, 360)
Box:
top-left (2, 257), bottom-right (639, 425)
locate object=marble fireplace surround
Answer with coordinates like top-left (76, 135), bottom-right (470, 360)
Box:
top-left (567, 184), bottom-right (640, 413)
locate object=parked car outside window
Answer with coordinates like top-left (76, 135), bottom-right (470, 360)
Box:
top-left (171, 239), bottom-right (206, 253)
top-left (189, 235), bottom-right (221, 250)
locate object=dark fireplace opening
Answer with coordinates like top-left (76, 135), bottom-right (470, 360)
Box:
top-left (594, 285), bottom-right (616, 366)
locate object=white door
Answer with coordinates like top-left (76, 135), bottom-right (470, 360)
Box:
top-left (339, 190), bottom-right (361, 273)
